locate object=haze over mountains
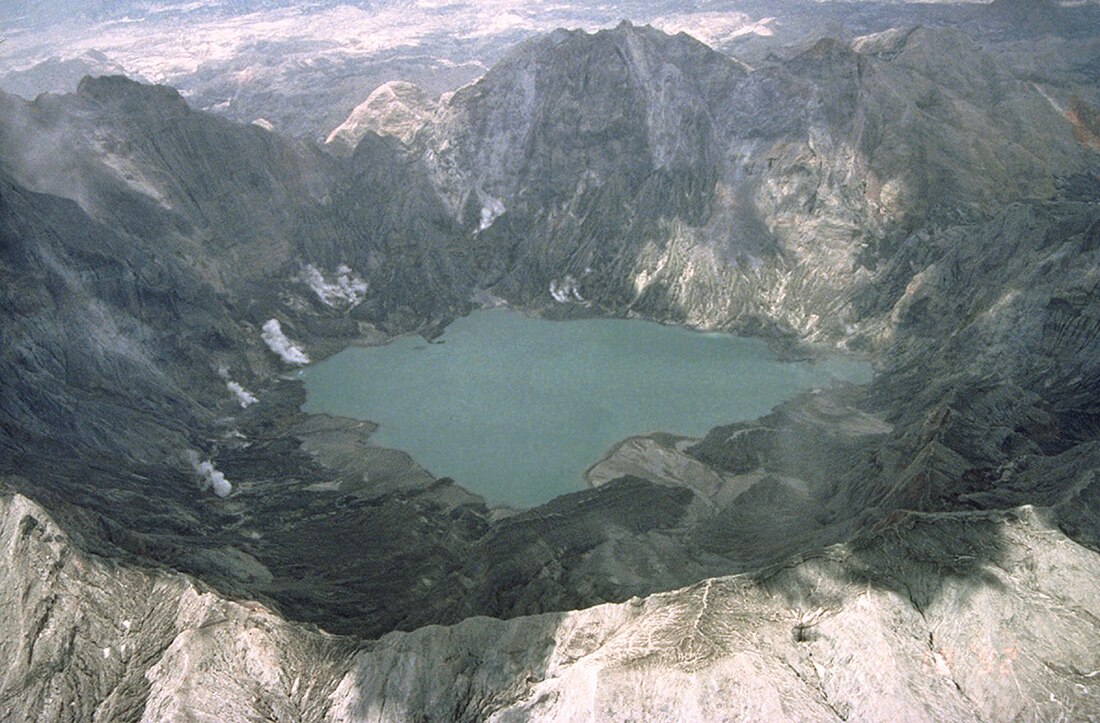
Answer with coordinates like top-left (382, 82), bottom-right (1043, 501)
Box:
top-left (1, 0), bottom-right (1100, 719)
top-left (3, 0), bottom-right (1098, 137)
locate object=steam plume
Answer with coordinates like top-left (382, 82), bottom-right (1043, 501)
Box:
top-left (185, 451), bottom-right (233, 497)
top-left (218, 366), bottom-right (258, 407)
top-left (261, 318), bottom-right (309, 365)
top-left (298, 264), bottom-right (368, 308)
top-left (227, 381), bottom-right (258, 407)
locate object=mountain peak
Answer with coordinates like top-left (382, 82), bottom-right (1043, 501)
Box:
top-left (76, 75), bottom-right (187, 113)
top-left (425, 21), bottom-right (742, 210)
top-left (604, 19), bottom-right (658, 37)
top-left (326, 81), bottom-right (436, 154)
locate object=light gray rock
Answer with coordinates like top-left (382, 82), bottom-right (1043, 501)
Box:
top-left (6, 488), bottom-right (1100, 722)
top-left (326, 81), bottom-right (437, 154)
top-left (329, 505), bottom-right (1100, 722)
top-left (0, 492), bottom-right (355, 722)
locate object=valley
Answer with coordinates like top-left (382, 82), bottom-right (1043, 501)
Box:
top-left (0, 3), bottom-right (1099, 719)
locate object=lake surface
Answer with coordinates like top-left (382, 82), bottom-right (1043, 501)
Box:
top-left (299, 309), bottom-right (871, 508)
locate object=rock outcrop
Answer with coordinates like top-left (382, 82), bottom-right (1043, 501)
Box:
top-left (326, 81), bottom-right (437, 154)
top-left (0, 492), bottom-right (355, 721)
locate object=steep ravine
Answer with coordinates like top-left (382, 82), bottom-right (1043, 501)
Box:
top-left (0, 21), bottom-right (1099, 721)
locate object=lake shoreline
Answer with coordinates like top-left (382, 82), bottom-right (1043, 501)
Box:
top-left (299, 308), bottom-right (872, 508)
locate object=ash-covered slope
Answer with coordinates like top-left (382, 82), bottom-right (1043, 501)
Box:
top-left (1, 20), bottom-right (1100, 722)
top-left (0, 71), bottom-right (481, 462)
top-left (332, 505), bottom-right (1100, 721)
top-left (5, 487), bottom-right (1100, 720)
top-left (0, 492), bottom-right (355, 721)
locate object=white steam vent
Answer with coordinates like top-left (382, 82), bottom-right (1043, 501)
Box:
top-left (226, 381), bottom-right (258, 407)
top-left (550, 275), bottom-right (585, 303)
top-left (262, 319), bottom-right (309, 365)
top-left (299, 264), bottom-right (368, 308)
top-left (185, 451), bottom-right (233, 497)
top-left (218, 367), bottom-right (258, 407)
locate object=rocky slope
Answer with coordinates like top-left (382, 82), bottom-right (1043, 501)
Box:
top-left (333, 505), bottom-right (1100, 722)
top-left (6, 485), bottom-right (1100, 720)
top-left (0, 18), bottom-right (1099, 722)
top-left (415, 23), bottom-right (1085, 341)
top-left (0, 76), bottom-right (480, 640)
top-left (0, 492), bottom-right (356, 721)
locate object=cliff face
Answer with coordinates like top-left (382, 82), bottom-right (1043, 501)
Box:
top-left (0, 19), bottom-right (1099, 721)
top-left (417, 23), bottom-right (1084, 339)
top-left (0, 75), bottom-right (470, 327)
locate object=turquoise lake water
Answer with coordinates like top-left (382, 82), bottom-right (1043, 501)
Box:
top-left (299, 309), bottom-right (871, 508)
